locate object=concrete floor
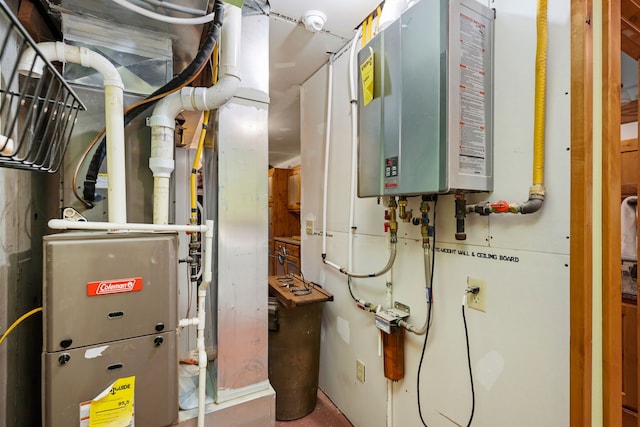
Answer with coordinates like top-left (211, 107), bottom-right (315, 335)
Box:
top-left (275, 390), bottom-right (352, 427)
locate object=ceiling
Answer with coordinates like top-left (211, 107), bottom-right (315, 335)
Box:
top-left (267, 0), bottom-right (382, 166)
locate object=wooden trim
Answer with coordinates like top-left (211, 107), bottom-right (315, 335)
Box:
top-left (571, 0), bottom-right (593, 425)
top-left (602, 0), bottom-right (622, 425)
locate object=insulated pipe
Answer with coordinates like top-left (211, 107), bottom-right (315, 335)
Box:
top-left (148, 4), bottom-right (242, 224)
top-left (466, 0), bottom-right (547, 216)
top-left (18, 42), bottom-right (127, 223)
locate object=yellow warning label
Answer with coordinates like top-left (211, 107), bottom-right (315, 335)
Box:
top-left (88, 376), bottom-right (135, 426)
top-left (360, 47), bottom-right (375, 106)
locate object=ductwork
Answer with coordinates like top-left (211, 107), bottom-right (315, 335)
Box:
top-left (148, 4), bottom-right (242, 225)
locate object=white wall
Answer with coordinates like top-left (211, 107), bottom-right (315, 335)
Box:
top-left (300, 0), bottom-right (571, 426)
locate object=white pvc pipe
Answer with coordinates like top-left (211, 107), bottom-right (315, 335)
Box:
top-left (110, 0), bottom-right (217, 25)
top-left (47, 219), bottom-right (207, 233)
top-left (347, 29), bottom-right (361, 271)
top-left (387, 379), bottom-right (394, 427)
top-left (321, 54), bottom-right (335, 257)
top-left (149, 4), bottom-right (242, 225)
top-left (18, 42), bottom-right (127, 223)
top-left (197, 220), bottom-right (213, 427)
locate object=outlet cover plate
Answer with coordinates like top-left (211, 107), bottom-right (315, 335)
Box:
top-left (467, 277), bottom-right (487, 312)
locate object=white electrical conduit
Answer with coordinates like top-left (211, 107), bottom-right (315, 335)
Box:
top-left (110, 0), bottom-right (217, 25)
top-left (18, 42), bottom-right (127, 223)
top-left (148, 4), bottom-right (242, 225)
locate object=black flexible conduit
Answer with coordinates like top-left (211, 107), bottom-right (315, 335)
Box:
top-left (82, 0), bottom-right (225, 203)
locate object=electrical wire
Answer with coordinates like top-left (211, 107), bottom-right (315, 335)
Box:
top-left (417, 197), bottom-right (437, 427)
top-left (462, 302), bottom-right (475, 427)
top-left (0, 307), bottom-right (43, 346)
top-left (110, 0), bottom-right (218, 25)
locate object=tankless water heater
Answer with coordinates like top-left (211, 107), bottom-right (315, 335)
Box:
top-left (358, 0), bottom-right (494, 197)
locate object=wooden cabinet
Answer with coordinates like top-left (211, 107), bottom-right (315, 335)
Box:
top-left (287, 166), bottom-right (301, 211)
top-left (273, 238), bottom-right (300, 276)
top-left (268, 168), bottom-right (300, 275)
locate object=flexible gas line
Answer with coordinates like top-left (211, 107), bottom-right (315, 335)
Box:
top-left (466, 0), bottom-right (547, 216)
top-left (0, 307), bottom-right (43, 346)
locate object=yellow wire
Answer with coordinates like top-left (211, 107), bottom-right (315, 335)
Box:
top-left (367, 14), bottom-right (373, 44)
top-left (532, 0), bottom-right (547, 187)
top-left (0, 307), bottom-right (43, 346)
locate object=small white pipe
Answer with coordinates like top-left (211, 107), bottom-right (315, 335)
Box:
top-left (19, 42), bottom-right (127, 223)
top-left (321, 54), bottom-right (335, 257)
top-left (149, 5), bottom-right (242, 224)
top-left (197, 288), bottom-right (207, 427)
top-left (387, 379), bottom-right (394, 427)
top-left (110, 0), bottom-right (217, 25)
top-left (196, 220), bottom-right (214, 427)
top-left (347, 29), bottom-right (361, 271)
top-left (179, 318), bottom-right (200, 328)
top-left (48, 219), bottom-right (207, 233)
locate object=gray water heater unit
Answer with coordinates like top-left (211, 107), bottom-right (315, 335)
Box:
top-left (358, 0), bottom-right (494, 197)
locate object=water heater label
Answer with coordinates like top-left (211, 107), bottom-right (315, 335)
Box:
top-left (87, 277), bottom-right (143, 296)
top-left (458, 12), bottom-right (488, 176)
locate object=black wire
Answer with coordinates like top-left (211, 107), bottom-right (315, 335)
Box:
top-left (417, 196), bottom-right (437, 427)
top-left (347, 275), bottom-right (359, 303)
top-left (82, 0), bottom-right (225, 202)
top-left (462, 304), bottom-right (475, 427)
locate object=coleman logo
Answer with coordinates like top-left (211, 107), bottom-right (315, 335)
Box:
top-left (87, 277), bottom-right (143, 296)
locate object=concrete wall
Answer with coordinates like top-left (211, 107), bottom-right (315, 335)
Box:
top-left (300, 0), bottom-right (571, 426)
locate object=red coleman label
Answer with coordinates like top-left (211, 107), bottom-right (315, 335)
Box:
top-left (87, 277), bottom-right (143, 296)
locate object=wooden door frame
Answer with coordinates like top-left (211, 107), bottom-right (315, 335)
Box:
top-left (571, 0), bottom-right (622, 425)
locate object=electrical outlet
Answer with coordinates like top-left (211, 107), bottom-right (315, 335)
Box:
top-left (356, 359), bottom-right (366, 383)
top-left (306, 220), bottom-right (314, 235)
top-left (467, 277), bottom-right (487, 312)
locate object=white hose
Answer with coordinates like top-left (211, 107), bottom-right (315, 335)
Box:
top-left (321, 54), bottom-right (335, 257)
top-left (18, 42), bottom-right (127, 223)
top-left (110, 0), bottom-right (217, 25)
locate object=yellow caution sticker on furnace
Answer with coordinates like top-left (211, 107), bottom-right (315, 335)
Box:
top-left (81, 376), bottom-right (135, 426)
top-left (360, 47), bottom-right (375, 106)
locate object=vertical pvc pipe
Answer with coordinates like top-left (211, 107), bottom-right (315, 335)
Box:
top-left (321, 55), bottom-right (335, 257)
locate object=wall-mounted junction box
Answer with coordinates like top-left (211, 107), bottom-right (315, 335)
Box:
top-left (358, 0), bottom-right (495, 197)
